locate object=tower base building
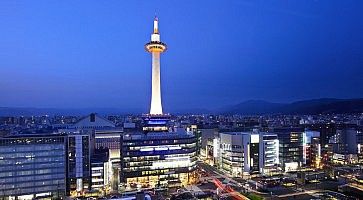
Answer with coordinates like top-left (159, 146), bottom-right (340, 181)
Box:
top-left (120, 131), bottom-right (198, 189)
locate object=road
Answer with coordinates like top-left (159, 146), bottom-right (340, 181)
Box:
top-left (197, 161), bottom-right (268, 198)
top-left (197, 161), bottom-right (329, 200)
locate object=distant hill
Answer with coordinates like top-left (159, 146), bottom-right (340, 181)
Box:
top-left (0, 107), bottom-right (143, 116)
top-left (222, 98), bottom-right (363, 115)
top-left (220, 100), bottom-right (285, 115)
top-left (1, 98), bottom-right (363, 116)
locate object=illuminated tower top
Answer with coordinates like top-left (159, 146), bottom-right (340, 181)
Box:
top-left (146, 17), bottom-right (167, 53)
top-left (153, 16), bottom-right (159, 34)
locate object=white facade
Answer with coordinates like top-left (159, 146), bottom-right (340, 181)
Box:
top-left (219, 132), bottom-right (244, 176)
top-left (259, 134), bottom-right (280, 175)
top-left (217, 131), bottom-right (279, 177)
top-left (150, 51), bottom-right (163, 114)
top-left (91, 161), bottom-right (111, 191)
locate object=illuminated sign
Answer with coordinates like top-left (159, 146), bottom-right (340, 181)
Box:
top-left (250, 134), bottom-right (259, 143)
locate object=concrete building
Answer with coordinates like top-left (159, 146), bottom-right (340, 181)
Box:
top-left (259, 133), bottom-right (280, 176)
top-left (0, 134), bottom-right (67, 199)
top-left (219, 132), bottom-right (244, 177)
top-left (199, 128), bottom-right (218, 159)
top-left (217, 131), bottom-right (279, 177)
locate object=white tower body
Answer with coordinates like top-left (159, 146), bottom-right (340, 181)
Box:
top-left (150, 51), bottom-right (162, 115)
top-left (145, 17), bottom-right (167, 115)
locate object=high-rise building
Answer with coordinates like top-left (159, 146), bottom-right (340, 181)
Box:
top-left (64, 130), bottom-right (92, 196)
top-left (0, 134), bottom-right (67, 199)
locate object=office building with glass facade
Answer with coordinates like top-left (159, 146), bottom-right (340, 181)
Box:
top-left (303, 131), bottom-right (321, 168)
top-left (120, 131), bottom-right (197, 189)
top-left (273, 128), bottom-right (304, 172)
top-left (65, 130), bottom-right (92, 197)
top-left (0, 133), bottom-right (67, 200)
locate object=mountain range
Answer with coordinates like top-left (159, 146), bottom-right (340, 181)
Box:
top-left (221, 98), bottom-right (363, 115)
top-left (1, 98), bottom-right (363, 116)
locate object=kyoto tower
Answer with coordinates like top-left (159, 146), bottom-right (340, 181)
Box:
top-left (145, 17), bottom-right (167, 115)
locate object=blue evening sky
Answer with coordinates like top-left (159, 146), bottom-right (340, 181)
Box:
top-left (0, 0), bottom-right (362, 111)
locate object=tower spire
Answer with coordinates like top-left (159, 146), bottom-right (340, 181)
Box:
top-left (153, 16), bottom-right (159, 34)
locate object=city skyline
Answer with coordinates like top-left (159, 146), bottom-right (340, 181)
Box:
top-left (1, 3), bottom-right (363, 198)
top-left (1, 1), bottom-right (363, 111)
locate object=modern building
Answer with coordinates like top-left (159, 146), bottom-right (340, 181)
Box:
top-left (326, 127), bottom-right (363, 164)
top-left (328, 128), bottom-right (357, 154)
top-left (274, 128), bottom-right (304, 172)
top-left (304, 123), bottom-right (357, 146)
top-left (94, 129), bottom-right (123, 192)
top-left (303, 131), bottom-right (321, 168)
top-left (56, 113), bottom-right (120, 195)
top-left (218, 132), bottom-right (244, 177)
top-left (120, 131), bottom-right (198, 189)
top-left (205, 137), bottom-right (217, 165)
top-left (303, 124), bottom-right (337, 146)
top-left (199, 128), bottom-right (218, 158)
top-left (217, 131), bottom-right (279, 177)
top-left (142, 114), bottom-right (170, 132)
top-left (357, 130), bottom-right (363, 163)
top-left (0, 133), bottom-right (67, 199)
top-left (95, 128), bottom-right (123, 161)
top-left (259, 133), bottom-right (280, 176)
top-left (344, 128), bottom-right (359, 154)
top-left (331, 153), bottom-right (358, 164)
top-left (64, 130), bottom-right (93, 197)
top-left (91, 148), bottom-right (111, 193)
